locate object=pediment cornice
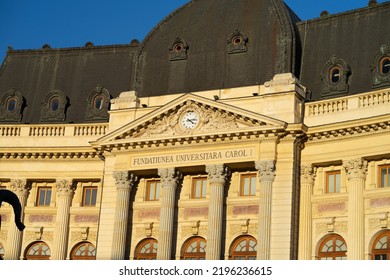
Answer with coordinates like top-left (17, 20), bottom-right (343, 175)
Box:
top-left (92, 94), bottom-right (290, 150)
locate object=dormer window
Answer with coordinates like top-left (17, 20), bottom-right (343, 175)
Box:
top-left (86, 86), bottom-right (110, 122)
top-left (321, 56), bottom-right (351, 98)
top-left (6, 97), bottom-right (17, 112)
top-left (380, 57), bottom-right (390, 75)
top-left (169, 38), bottom-right (189, 61)
top-left (0, 90), bottom-right (24, 123)
top-left (330, 66), bottom-right (341, 84)
top-left (227, 30), bottom-right (248, 54)
top-left (40, 90), bottom-right (68, 122)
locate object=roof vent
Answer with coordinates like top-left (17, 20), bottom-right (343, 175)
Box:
top-left (85, 42), bottom-right (94, 48)
top-left (320, 10), bottom-right (330, 17)
top-left (130, 39), bottom-right (140, 47)
top-left (42, 44), bottom-right (51, 50)
top-left (368, 0), bottom-right (377, 6)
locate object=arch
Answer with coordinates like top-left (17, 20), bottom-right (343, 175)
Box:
top-left (134, 238), bottom-right (158, 260)
top-left (180, 236), bottom-right (206, 260)
top-left (70, 242), bottom-right (96, 260)
top-left (317, 234), bottom-right (347, 260)
top-left (24, 241), bottom-right (51, 260)
top-left (229, 235), bottom-right (257, 260)
top-left (370, 230), bottom-right (390, 260)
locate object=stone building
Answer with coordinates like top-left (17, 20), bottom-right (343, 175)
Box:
top-left (0, 0), bottom-right (389, 260)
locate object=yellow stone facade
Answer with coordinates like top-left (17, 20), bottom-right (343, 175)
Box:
top-left (1, 73), bottom-right (390, 260)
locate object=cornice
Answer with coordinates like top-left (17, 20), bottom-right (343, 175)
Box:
top-left (0, 147), bottom-right (99, 160)
top-left (306, 114), bottom-right (390, 142)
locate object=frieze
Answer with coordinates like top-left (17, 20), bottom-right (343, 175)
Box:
top-left (370, 197), bottom-right (390, 208)
top-left (183, 207), bottom-right (208, 219)
top-left (232, 205), bottom-right (259, 216)
top-left (28, 215), bottom-right (54, 223)
top-left (74, 215), bottom-right (99, 223)
top-left (137, 209), bottom-right (161, 220)
top-left (315, 221), bottom-right (347, 236)
top-left (317, 202), bottom-right (346, 213)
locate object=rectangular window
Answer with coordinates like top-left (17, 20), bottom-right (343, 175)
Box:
top-left (326, 171), bottom-right (341, 193)
top-left (146, 180), bottom-right (161, 201)
top-left (379, 165), bottom-right (390, 188)
top-left (240, 173), bottom-right (257, 196)
top-left (37, 187), bottom-right (52, 206)
top-left (82, 186), bottom-right (98, 206)
top-left (192, 177), bottom-right (207, 199)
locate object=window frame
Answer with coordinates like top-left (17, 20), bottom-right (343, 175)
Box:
top-left (145, 180), bottom-right (161, 201)
top-left (372, 231), bottom-right (390, 260)
top-left (240, 173), bottom-right (257, 197)
top-left (36, 186), bottom-right (52, 206)
top-left (378, 164), bottom-right (390, 188)
top-left (82, 186), bottom-right (98, 206)
top-left (379, 56), bottom-right (390, 75)
top-left (24, 241), bottom-right (51, 260)
top-left (229, 235), bottom-right (257, 260)
top-left (134, 238), bottom-right (158, 260)
top-left (317, 234), bottom-right (347, 260)
top-left (181, 237), bottom-right (206, 260)
top-left (329, 66), bottom-right (341, 84)
top-left (191, 176), bottom-right (207, 199)
top-left (70, 242), bottom-right (96, 260)
top-left (325, 170), bottom-right (341, 193)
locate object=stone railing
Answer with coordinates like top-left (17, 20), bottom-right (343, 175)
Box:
top-left (0, 123), bottom-right (109, 137)
top-left (306, 98), bottom-right (349, 116)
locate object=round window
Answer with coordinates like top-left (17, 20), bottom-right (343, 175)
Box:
top-left (49, 97), bottom-right (60, 112)
top-left (330, 66), bottom-right (341, 84)
top-left (6, 97), bottom-right (17, 112)
top-left (380, 57), bottom-right (390, 75)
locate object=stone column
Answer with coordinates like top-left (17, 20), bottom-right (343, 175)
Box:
top-left (298, 165), bottom-right (317, 260)
top-left (255, 160), bottom-right (276, 260)
top-left (206, 164), bottom-right (230, 260)
top-left (343, 158), bottom-right (367, 260)
top-left (5, 179), bottom-right (30, 260)
top-left (157, 168), bottom-right (181, 260)
top-left (52, 179), bottom-right (76, 260)
top-left (111, 171), bottom-right (137, 260)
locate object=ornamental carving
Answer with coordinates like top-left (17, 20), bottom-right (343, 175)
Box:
top-left (300, 165), bottom-right (317, 185)
top-left (255, 160), bottom-right (276, 182)
top-left (85, 85), bottom-right (111, 122)
top-left (371, 45), bottom-right (390, 88)
top-left (133, 100), bottom-right (260, 139)
top-left (206, 164), bottom-right (230, 185)
top-left (343, 158), bottom-right (368, 180)
top-left (0, 89), bottom-right (24, 123)
top-left (40, 90), bottom-right (68, 122)
top-left (113, 171), bottom-right (137, 190)
top-left (158, 168), bottom-right (182, 189)
top-left (56, 179), bottom-right (76, 197)
top-left (227, 30), bottom-right (249, 54)
top-left (9, 179), bottom-right (30, 197)
top-left (320, 56), bottom-right (351, 98)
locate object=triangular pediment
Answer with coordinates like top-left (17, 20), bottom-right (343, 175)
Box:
top-left (92, 94), bottom-right (287, 148)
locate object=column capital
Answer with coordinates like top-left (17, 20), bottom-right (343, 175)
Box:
top-left (56, 179), bottom-right (76, 197)
top-left (343, 158), bottom-right (368, 180)
top-left (301, 165), bottom-right (317, 185)
top-left (113, 171), bottom-right (137, 190)
top-left (206, 164), bottom-right (230, 185)
top-left (255, 160), bottom-right (276, 182)
top-left (9, 179), bottom-right (30, 196)
top-left (158, 168), bottom-right (182, 189)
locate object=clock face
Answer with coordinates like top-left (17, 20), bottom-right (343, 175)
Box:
top-left (181, 111), bottom-right (199, 129)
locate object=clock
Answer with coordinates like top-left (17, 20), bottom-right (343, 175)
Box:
top-left (181, 110), bottom-right (199, 129)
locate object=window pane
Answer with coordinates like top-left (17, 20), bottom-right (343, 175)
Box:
top-left (202, 180), bottom-right (207, 197)
top-left (328, 174), bottom-right (335, 193)
top-left (50, 97), bottom-right (60, 111)
top-left (45, 189), bottom-right (52, 205)
top-left (250, 176), bottom-right (256, 195)
top-left (195, 180), bottom-right (201, 198)
top-left (91, 188), bottom-right (97, 205)
top-left (335, 173), bottom-right (341, 193)
top-left (381, 58), bottom-right (390, 75)
top-left (7, 98), bottom-right (16, 112)
top-left (243, 178), bottom-right (250, 196)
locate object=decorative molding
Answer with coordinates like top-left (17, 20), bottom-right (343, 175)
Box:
top-left (9, 179), bottom-right (30, 196)
top-left (227, 30), bottom-right (248, 54)
top-left (158, 168), bottom-right (182, 189)
top-left (40, 90), bottom-right (68, 122)
top-left (343, 158), bottom-right (368, 180)
top-left (206, 164), bottom-right (230, 185)
top-left (0, 151), bottom-right (99, 160)
top-left (56, 179), bottom-right (76, 197)
top-left (371, 45), bottom-right (390, 88)
top-left (255, 160), bottom-right (276, 182)
top-left (113, 171), bottom-right (137, 191)
top-left (300, 165), bottom-right (317, 185)
top-left (169, 37), bottom-right (189, 61)
top-left (144, 222), bottom-right (153, 237)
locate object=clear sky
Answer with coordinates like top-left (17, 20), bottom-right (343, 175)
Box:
top-left (0, 0), bottom-right (386, 63)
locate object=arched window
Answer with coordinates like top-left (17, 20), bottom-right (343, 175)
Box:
top-left (181, 237), bottom-right (206, 260)
top-left (6, 97), bottom-right (17, 112)
top-left (380, 57), bottom-right (390, 75)
top-left (49, 96), bottom-right (60, 112)
top-left (318, 234), bottom-right (347, 260)
top-left (371, 231), bottom-right (390, 260)
top-left (86, 86), bottom-right (110, 121)
top-left (229, 235), bottom-right (257, 260)
top-left (330, 66), bottom-right (341, 84)
top-left (0, 243), bottom-right (4, 260)
top-left (0, 90), bottom-right (24, 123)
top-left (93, 95), bottom-right (104, 110)
top-left (70, 242), bottom-right (96, 260)
top-left (134, 238), bottom-right (158, 260)
top-left (25, 241), bottom-right (51, 260)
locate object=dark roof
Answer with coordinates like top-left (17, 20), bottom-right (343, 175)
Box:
top-left (0, 44), bottom-right (138, 124)
top-left (297, 1), bottom-right (390, 101)
top-left (135, 0), bottom-right (299, 97)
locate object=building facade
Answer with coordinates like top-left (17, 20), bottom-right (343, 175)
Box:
top-left (0, 0), bottom-right (390, 260)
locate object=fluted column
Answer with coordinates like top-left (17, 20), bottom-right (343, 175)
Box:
top-left (111, 171), bottom-right (137, 260)
top-left (343, 158), bottom-right (367, 260)
top-left (52, 179), bottom-right (76, 260)
top-left (298, 165), bottom-right (317, 260)
top-left (206, 164), bottom-right (230, 260)
top-left (157, 168), bottom-right (181, 260)
top-left (5, 180), bottom-right (30, 260)
top-left (255, 160), bottom-right (276, 260)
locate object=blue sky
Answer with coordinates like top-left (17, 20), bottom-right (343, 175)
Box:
top-left (0, 0), bottom-right (386, 62)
